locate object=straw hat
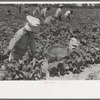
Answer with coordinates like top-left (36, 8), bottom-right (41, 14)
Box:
top-left (26, 15), bottom-right (40, 26)
top-left (71, 37), bottom-right (77, 41)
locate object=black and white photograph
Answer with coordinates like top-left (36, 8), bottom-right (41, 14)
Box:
top-left (0, 2), bottom-right (100, 81)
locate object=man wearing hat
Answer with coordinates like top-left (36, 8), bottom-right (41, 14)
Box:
top-left (8, 15), bottom-right (40, 65)
top-left (55, 4), bottom-right (63, 21)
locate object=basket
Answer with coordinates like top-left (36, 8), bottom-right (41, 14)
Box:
top-left (47, 45), bottom-right (67, 58)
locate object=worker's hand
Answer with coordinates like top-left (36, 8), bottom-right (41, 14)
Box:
top-left (32, 58), bottom-right (36, 67)
top-left (33, 58), bottom-right (36, 66)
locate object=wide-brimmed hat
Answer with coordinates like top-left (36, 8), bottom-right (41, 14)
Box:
top-left (71, 37), bottom-right (77, 41)
top-left (26, 15), bottom-right (40, 27)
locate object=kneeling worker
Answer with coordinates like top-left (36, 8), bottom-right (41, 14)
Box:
top-left (64, 10), bottom-right (73, 21)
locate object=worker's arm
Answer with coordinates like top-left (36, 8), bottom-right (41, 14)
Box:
top-left (59, 11), bottom-right (62, 21)
top-left (29, 33), bottom-right (36, 66)
top-left (43, 10), bottom-right (46, 18)
top-left (29, 33), bottom-right (36, 58)
top-left (37, 8), bottom-right (40, 14)
top-left (33, 10), bottom-right (36, 15)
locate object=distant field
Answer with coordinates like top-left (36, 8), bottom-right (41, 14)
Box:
top-left (0, 5), bottom-right (100, 21)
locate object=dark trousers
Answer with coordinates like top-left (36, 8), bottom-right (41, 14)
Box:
top-left (55, 16), bottom-right (62, 22)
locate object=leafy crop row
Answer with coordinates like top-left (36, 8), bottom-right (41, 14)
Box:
top-left (0, 7), bottom-right (100, 80)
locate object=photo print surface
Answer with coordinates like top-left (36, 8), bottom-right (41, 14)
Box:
top-left (0, 3), bottom-right (100, 80)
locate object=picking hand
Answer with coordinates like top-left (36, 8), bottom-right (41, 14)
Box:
top-left (31, 58), bottom-right (36, 67)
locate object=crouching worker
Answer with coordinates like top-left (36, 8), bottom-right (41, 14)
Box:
top-left (64, 10), bottom-right (73, 21)
top-left (43, 16), bottom-right (55, 25)
top-left (54, 4), bottom-right (63, 22)
top-left (8, 15), bottom-right (40, 65)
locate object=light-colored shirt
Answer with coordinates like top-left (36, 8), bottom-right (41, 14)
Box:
top-left (8, 27), bottom-right (35, 57)
top-left (41, 8), bottom-right (47, 18)
top-left (64, 10), bottom-right (71, 17)
top-left (55, 8), bottom-right (62, 17)
top-left (44, 16), bottom-right (54, 24)
top-left (69, 37), bottom-right (80, 50)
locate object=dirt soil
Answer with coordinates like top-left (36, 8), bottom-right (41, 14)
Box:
top-left (46, 64), bottom-right (100, 80)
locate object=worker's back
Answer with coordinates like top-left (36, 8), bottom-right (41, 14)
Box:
top-left (8, 27), bottom-right (30, 51)
top-left (55, 8), bottom-right (62, 17)
top-left (64, 10), bottom-right (71, 17)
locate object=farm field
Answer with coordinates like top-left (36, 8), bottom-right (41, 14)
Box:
top-left (0, 4), bottom-right (100, 80)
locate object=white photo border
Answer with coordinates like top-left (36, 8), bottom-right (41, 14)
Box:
top-left (0, 1), bottom-right (100, 99)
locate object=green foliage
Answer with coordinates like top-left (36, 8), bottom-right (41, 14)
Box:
top-left (0, 6), bottom-right (100, 80)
